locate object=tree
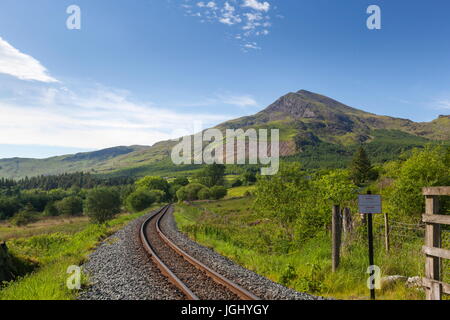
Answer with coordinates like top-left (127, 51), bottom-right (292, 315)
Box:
top-left (254, 163), bottom-right (310, 239)
top-left (10, 204), bottom-right (37, 226)
top-left (315, 170), bottom-right (357, 206)
top-left (350, 147), bottom-right (377, 185)
top-left (176, 187), bottom-right (188, 202)
top-left (176, 183), bottom-right (208, 201)
top-left (135, 176), bottom-right (170, 200)
top-left (84, 187), bottom-right (122, 224)
top-left (231, 179), bottom-right (243, 187)
top-left (55, 196), bottom-right (83, 216)
top-left (197, 187), bottom-right (211, 200)
top-left (0, 196), bottom-right (21, 220)
top-left (242, 168), bottom-right (257, 185)
top-left (126, 189), bottom-right (156, 213)
top-left (173, 177), bottom-right (189, 187)
top-left (150, 190), bottom-right (165, 203)
top-left (43, 201), bottom-right (59, 217)
top-left (386, 146), bottom-right (450, 218)
top-left (196, 164), bottom-right (225, 187)
top-left (210, 186), bottom-right (227, 200)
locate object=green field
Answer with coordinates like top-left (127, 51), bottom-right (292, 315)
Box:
top-left (174, 198), bottom-right (425, 300)
top-left (0, 206), bottom-right (159, 300)
top-left (225, 185), bottom-right (256, 199)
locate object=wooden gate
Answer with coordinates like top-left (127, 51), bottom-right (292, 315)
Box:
top-left (422, 187), bottom-right (450, 300)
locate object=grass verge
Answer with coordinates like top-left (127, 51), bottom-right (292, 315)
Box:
top-left (0, 205), bottom-right (159, 300)
top-left (174, 199), bottom-right (425, 300)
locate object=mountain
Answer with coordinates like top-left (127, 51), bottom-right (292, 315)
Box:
top-left (0, 90), bottom-right (448, 179)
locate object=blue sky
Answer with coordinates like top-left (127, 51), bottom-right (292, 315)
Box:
top-left (0, 0), bottom-right (449, 158)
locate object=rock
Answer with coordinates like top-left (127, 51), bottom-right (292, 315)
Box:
top-left (381, 275), bottom-right (408, 290)
top-left (406, 276), bottom-right (423, 288)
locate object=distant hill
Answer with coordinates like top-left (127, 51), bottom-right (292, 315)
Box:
top-left (0, 90), bottom-right (449, 179)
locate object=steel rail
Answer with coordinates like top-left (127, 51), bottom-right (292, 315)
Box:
top-left (140, 205), bottom-right (199, 300)
top-left (140, 204), bottom-right (260, 300)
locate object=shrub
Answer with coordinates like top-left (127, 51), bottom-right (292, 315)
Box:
top-left (173, 176), bottom-right (189, 187)
top-left (386, 146), bottom-right (450, 218)
top-left (231, 179), bottom-right (243, 187)
top-left (126, 189), bottom-right (156, 213)
top-left (195, 164), bottom-right (225, 187)
top-left (198, 188), bottom-right (211, 200)
top-left (55, 196), bottom-right (83, 216)
top-left (210, 186), bottom-right (228, 200)
top-left (176, 183), bottom-right (209, 202)
top-left (149, 189), bottom-right (165, 203)
top-left (10, 205), bottom-right (37, 226)
top-left (0, 196), bottom-right (21, 220)
top-left (135, 176), bottom-right (170, 200)
top-left (84, 187), bottom-right (122, 224)
top-left (43, 202), bottom-right (59, 217)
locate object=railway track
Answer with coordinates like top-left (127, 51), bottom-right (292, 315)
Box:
top-left (140, 204), bottom-right (260, 300)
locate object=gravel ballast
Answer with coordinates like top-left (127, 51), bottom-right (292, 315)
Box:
top-left (79, 210), bottom-right (184, 300)
top-left (160, 206), bottom-right (322, 300)
top-left (80, 206), bottom-right (323, 300)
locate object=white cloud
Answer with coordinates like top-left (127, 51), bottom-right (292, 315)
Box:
top-left (243, 42), bottom-right (260, 50)
top-left (0, 85), bottom-right (232, 149)
top-left (218, 94), bottom-right (257, 107)
top-left (0, 37), bottom-right (58, 83)
top-left (181, 0), bottom-right (274, 51)
top-left (436, 100), bottom-right (450, 110)
top-left (242, 0), bottom-right (270, 12)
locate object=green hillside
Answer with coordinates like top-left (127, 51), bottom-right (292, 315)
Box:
top-left (0, 90), bottom-right (449, 179)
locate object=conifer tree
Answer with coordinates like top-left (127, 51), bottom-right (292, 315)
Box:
top-left (350, 147), bottom-right (374, 185)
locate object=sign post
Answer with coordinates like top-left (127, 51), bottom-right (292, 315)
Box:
top-left (358, 192), bottom-right (382, 300)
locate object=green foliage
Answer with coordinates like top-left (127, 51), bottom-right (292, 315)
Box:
top-left (210, 186), bottom-right (228, 200)
top-left (196, 164), bottom-right (225, 187)
top-left (254, 163), bottom-right (310, 238)
top-left (16, 172), bottom-right (134, 191)
top-left (125, 189), bottom-right (156, 213)
top-left (254, 163), bottom-right (359, 241)
top-left (0, 196), bottom-right (21, 220)
top-left (135, 176), bottom-right (170, 200)
top-left (176, 183), bottom-right (208, 202)
top-left (241, 168), bottom-right (257, 185)
top-left (43, 202), bottom-right (59, 217)
top-left (84, 187), bottom-right (122, 224)
top-left (279, 264), bottom-right (297, 286)
top-left (385, 146), bottom-right (450, 218)
top-left (295, 263), bottom-right (325, 294)
top-left (55, 196), bottom-right (83, 216)
top-left (149, 189), bottom-right (165, 203)
top-left (173, 176), bottom-right (189, 187)
top-left (231, 179), bottom-right (243, 188)
top-left (10, 205), bottom-right (38, 227)
top-left (315, 170), bottom-right (357, 205)
top-left (197, 187), bottom-right (211, 200)
top-left (350, 147), bottom-right (377, 185)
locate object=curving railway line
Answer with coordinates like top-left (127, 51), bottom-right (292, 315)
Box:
top-left (140, 204), bottom-right (260, 300)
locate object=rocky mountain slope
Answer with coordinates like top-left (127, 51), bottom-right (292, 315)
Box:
top-left (0, 90), bottom-right (448, 179)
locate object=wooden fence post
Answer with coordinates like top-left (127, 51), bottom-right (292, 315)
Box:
top-left (342, 208), bottom-right (352, 234)
top-left (425, 195), bottom-right (442, 300)
top-left (332, 205), bottom-right (341, 272)
top-left (384, 213), bottom-right (390, 253)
